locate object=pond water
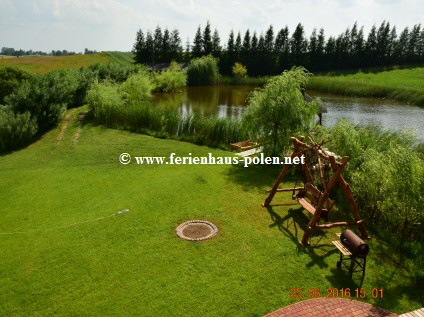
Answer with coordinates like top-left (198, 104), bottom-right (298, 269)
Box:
top-left (153, 85), bottom-right (424, 140)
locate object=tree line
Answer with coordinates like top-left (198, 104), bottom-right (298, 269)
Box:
top-left (1, 47), bottom-right (97, 57)
top-left (133, 21), bottom-right (424, 75)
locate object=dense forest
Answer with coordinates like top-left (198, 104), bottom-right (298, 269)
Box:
top-left (133, 21), bottom-right (424, 75)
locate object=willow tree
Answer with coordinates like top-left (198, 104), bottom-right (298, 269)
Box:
top-left (242, 67), bottom-right (317, 156)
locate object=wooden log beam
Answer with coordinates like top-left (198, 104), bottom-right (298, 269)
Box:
top-left (301, 156), bottom-right (349, 245)
top-left (328, 156), bottom-right (369, 239)
top-left (315, 222), bottom-right (356, 229)
top-left (266, 187), bottom-right (304, 193)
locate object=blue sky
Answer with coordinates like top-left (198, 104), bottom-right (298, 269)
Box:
top-left (1, 0), bottom-right (423, 52)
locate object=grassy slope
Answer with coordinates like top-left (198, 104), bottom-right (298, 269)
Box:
top-left (308, 66), bottom-right (424, 106)
top-left (0, 108), bottom-right (422, 316)
top-left (0, 52), bottom-right (134, 74)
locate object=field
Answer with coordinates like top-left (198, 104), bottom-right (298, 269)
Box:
top-left (0, 52), bottom-right (134, 73)
top-left (308, 66), bottom-right (424, 106)
top-left (0, 107), bottom-right (422, 316)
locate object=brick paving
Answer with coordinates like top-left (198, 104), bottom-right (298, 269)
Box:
top-left (265, 298), bottom-right (397, 317)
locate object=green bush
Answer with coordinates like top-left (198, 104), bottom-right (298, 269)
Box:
top-left (88, 63), bottom-right (144, 83)
top-left (153, 62), bottom-right (187, 93)
top-left (119, 72), bottom-right (155, 104)
top-left (5, 69), bottom-right (80, 130)
top-left (232, 62), bottom-right (247, 78)
top-left (0, 106), bottom-right (38, 152)
top-left (86, 81), bottom-right (124, 126)
top-left (243, 67), bottom-right (318, 156)
top-left (187, 55), bottom-right (220, 86)
top-left (318, 120), bottom-right (424, 242)
top-left (0, 67), bottom-right (32, 104)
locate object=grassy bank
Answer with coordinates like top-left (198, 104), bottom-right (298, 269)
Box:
top-left (0, 52), bottom-right (133, 74)
top-left (0, 108), bottom-right (422, 316)
top-left (307, 66), bottom-right (424, 106)
top-left (218, 75), bottom-right (271, 86)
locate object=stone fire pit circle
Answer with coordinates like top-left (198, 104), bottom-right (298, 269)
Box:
top-left (176, 220), bottom-right (218, 241)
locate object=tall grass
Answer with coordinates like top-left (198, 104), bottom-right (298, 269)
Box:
top-left (218, 75), bottom-right (271, 86)
top-left (315, 120), bottom-right (424, 243)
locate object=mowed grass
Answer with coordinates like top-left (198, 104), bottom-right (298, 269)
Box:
top-left (308, 66), bottom-right (424, 106)
top-left (0, 108), bottom-right (422, 316)
top-left (0, 52), bottom-right (133, 74)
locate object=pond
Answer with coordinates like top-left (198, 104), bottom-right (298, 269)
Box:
top-left (153, 85), bottom-right (424, 140)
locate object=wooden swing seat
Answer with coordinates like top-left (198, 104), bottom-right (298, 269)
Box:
top-left (293, 183), bottom-right (333, 221)
top-left (262, 136), bottom-right (369, 245)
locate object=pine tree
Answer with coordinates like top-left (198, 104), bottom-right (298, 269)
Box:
top-left (192, 26), bottom-right (203, 58)
top-left (408, 24), bottom-right (421, 62)
top-left (203, 21), bottom-right (213, 55)
top-left (366, 25), bottom-right (377, 67)
top-left (132, 29), bottom-right (146, 64)
top-left (250, 32), bottom-right (259, 75)
top-left (353, 26), bottom-right (365, 68)
top-left (145, 31), bottom-right (155, 66)
top-left (241, 29), bottom-right (251, 67)
top-left (264, 25), bottom-right (275, 74)
top-left (275, 26), bottom-right (289, 72)
top-left (235, 32), bottom-right (242, 62)
top-left (316, 28), bottom-right (325, 70)
top-left (308, 28), bottom-right (318, 70)
top-left (290, 23), bottom-right (307, 67)
top-left (153, 26), bottom-right (163, 64)
top-left (211, 29), bottom-right (221, 58)
top-left (184, 37), bottom-right (191, 63)
top-left (170, 29), bottom-right (182, 62)
top-left (257, 33), bottom-right (266, 75)
top-left (162, 28), bottom-right (171, 63)
top-left (226, 30), bottom-right (235, 75)
top-left (394, 27), bottom-right (409, 64)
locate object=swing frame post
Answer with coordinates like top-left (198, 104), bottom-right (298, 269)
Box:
top-left (262, 136), bottom-right (369, 246)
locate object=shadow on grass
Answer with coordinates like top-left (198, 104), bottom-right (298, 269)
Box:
top-left (266, 205), bottom-right (339, 269)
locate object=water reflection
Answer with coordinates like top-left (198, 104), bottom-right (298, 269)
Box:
top-left (153, 86), bottom-right (424, 140)
top-left (153, 85), bottom-right (255, 119)
top-left (310, 91), bottom-right (424, 139)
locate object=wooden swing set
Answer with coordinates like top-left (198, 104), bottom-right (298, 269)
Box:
top-left (263, 136), bottom-right (369, 245)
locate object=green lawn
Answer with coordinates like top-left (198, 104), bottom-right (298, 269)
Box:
top-left (0, 108), bottom-right (422, 316)
top-left (308, 66), bottom-right (424, 107)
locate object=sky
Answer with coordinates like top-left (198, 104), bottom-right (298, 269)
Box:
top-left (1, 0), bottom-right (423, 52)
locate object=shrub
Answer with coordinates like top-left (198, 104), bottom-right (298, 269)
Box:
top-left (5, 69), bottom-right (80, 130)
top-left (0, 106), bottom-right (38, 152)
top-left (153, 62), bottom-right (187, 93)
top-left (86, 81), bottom-right (124, 126)
top-left (87, 63), bottom-right (144, 83)
top-left (232, 62), bottom-right (247, 78)
top-left (242, 67), bottom-right (318, 156)
top-left (72, 68), bottom-right (98, 108)
top-left (119, 72), bottom-right (155, 104)
top-left (0, 67), bottom-right (32, 104)
top-left (318, 120), bottom-right (424, 243)
top-left (187, 55), bottom-right (220, 86)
